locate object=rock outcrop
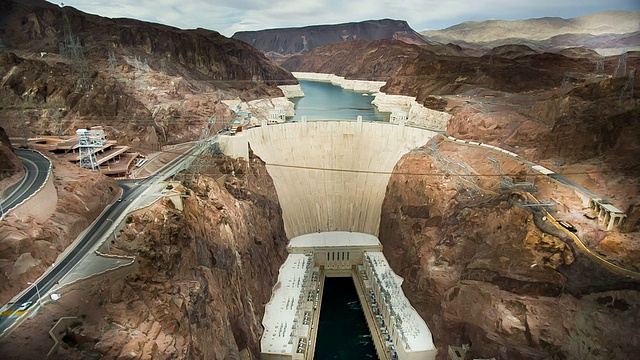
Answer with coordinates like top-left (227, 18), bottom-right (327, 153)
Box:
top-left (0, 153), bottom-right (288, 359)
top-left (0, 126), bottom-right (22, 184)
top-left (379, 140), bottom-right (640, 359)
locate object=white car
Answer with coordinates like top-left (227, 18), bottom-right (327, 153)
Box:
top-left (17, 301), bottom-right (33, 311)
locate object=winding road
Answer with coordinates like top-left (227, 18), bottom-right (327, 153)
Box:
top-left (0, 149), bottom-right (51, 220)
top-left (0, 145), bottom-right (197, 337)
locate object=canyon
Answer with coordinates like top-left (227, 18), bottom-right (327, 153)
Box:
top-left (1, 2), bottom-right (639, 360)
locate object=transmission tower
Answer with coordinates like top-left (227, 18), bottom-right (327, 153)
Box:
top-left (614, 53), bottom-right (628, 77)
top-left (76, 128), bottom-right (106, 170)
top-left (160, 58), bottom-right (167, 74)
top-left (428, 143), bottom-right (480, 196)
top-left (186, 114), bottom-right (219, 183)
top-left (133, 55), bottom-right (141, 70)
top-left (487, 156), bottom-right (514, 191)
top-left (108, 51), bottom-right (118, 74)
top-left (560, 72), bottom-right (572, 94)
top-left (59, 9), bottom-right (91, 92)
top-left (619, 69), bottom-right (636, 104)
top-left (595, 55), bottom-right (604, 75)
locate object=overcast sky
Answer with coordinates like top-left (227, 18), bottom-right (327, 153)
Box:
top-left (58, 0), bottom-right (639, 37)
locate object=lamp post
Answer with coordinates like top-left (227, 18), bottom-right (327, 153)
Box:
top-left (105, 218), bottom-right (115, 252)
top-left (27, 281), bottom-right (42, 316)
top-left (27, 281), bottom-right (41, 306)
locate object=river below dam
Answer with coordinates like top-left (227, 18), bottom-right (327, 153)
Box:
top-left (291, 80), bottom-right (390, 122)
top-left (315, 277), bottom-right (377, 359)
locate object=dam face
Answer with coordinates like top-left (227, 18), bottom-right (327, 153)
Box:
top-left (243, 120), bottom-right (437, 238)
top-left (222, 120), bottom-right (438, 360)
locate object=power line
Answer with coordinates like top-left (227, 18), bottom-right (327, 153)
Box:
top-left (4, 145), bottom-right (632, 179)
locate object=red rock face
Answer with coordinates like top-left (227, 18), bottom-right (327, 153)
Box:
top-left (379, 143), bottom-right (640, 360)
top-left (0, 153), bottom-right (288, 360)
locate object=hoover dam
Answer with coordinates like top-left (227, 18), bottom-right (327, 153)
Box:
top-left (223, 118), bottom-right (439, 359)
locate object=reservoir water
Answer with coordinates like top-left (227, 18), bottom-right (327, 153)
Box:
top-left (289, 79), bottom-right (379, 359)
top-left (315, 277), bottom-right (377, 359)
top-left (291, 80), bottom-right (390, 121)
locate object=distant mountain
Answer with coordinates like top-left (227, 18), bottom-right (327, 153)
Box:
top-left (422, 10), bottom-right (640, 55)
top-left (232, 19), bottom-right (433, 58)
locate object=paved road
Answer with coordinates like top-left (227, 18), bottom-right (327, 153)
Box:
top-left (0, 145), bottom-right (197, 337)
top-left (0, 150), bottom-right (51, 220)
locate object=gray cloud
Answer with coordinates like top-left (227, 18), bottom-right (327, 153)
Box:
top-left (60, 0), bottom-right (640, 37)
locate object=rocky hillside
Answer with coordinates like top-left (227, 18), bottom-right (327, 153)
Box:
top-left (379, 138), bottom-right (640, 359)
top-left (421, 11), bottom-right (640, 55)
top-left (283, 39), bottom-right (597, 98)
top-left (0, 126), bottom-right (22, 184)
top-left (0, 0), bottom-right (295, 146)
top-left (0, 153), bottom-right (289, 359)
top-left (232, 19), bottom-right (432, 59)
top-left (0, 157), bottom-right (120, 304)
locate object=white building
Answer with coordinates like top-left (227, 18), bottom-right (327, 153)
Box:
top-left (363, 251), bottom-right (437, 360)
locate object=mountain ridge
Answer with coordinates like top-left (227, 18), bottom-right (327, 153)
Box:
top-left (232, 18), bottom-right (431, 57)
top-left (421, 10), bottom-right (640, 55)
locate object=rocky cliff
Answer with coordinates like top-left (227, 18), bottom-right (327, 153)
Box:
top-left (232, 19), bottom-right (432, 58)
top-left (379, 138), bottom-right (640, 359)
top-left (0, 153), bottom-right (289, 359)
top-left (283, 39), bottom-right (592, 97)
top-left (0, 126), bottom-right (22, 184)
top-left (0, 0), bottom-right (295, 146)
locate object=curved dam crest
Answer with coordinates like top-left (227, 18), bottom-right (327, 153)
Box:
top-left (233, 120), bottom-right (438, 238)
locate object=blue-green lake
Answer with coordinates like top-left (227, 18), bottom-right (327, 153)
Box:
top-left (291, 80), bottom-right (389, 121)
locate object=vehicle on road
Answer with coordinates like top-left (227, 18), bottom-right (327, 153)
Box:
top-left (17, 301), bottom-right (32, 311)
top-left (558, 220), bottom-right (577, 232)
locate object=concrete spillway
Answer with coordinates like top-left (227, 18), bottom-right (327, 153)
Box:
top-left (229, 120), bottom-right (437, 238)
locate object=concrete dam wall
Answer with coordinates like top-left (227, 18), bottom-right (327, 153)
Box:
top-left (237, 120), bottom-right (437, 238)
